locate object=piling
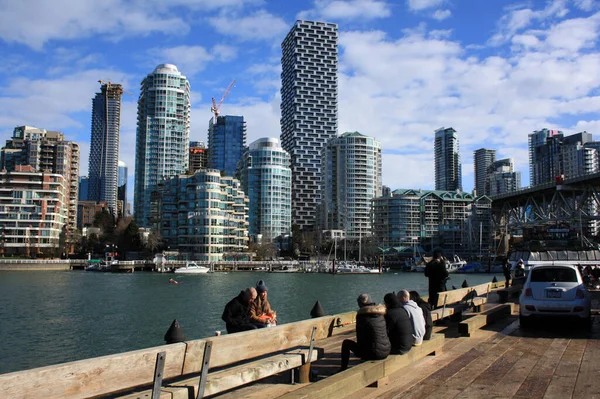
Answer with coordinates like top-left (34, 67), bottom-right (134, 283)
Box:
top-left (310, 301), bottom-right (326, 318)
top-left (164, 319), bottom-right (185, 344)
top-left (462, 280), bottom-right (469, 288)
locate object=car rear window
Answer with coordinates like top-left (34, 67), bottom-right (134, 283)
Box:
top-left (530, 267), bottom-right (578, 282)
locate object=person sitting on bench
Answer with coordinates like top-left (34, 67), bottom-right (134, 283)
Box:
top-left (409, 291), bottom-right (432, 341)
top-left (384, 293), bottom-right (413, 355)
top-left (250, 280), bottom-right (277, 328)
top-left (222, 287), bottom-right (258, 334)
top-left (339, 293), bottom-right (390, 371)
top-left (398, 290), bottom-right (426, 346)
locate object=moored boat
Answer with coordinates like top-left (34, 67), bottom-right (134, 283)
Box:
top-left (173, 262), bottom-right (211, 274)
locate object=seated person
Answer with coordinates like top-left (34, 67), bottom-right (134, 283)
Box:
top-left (222, 287), bottom-right (258, 334)
top-left (409, 291), bottom-right (432, 340)
top-left (250, 280), bottom-right (277, 327)
top-left (398, 290), bottom-right (426, 346)
top-left (383, 293), bottom-right (412, 355)
top-left (340, 294), bottom-right (390, 371)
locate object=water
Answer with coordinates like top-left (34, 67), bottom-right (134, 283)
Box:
top-left (0, 270), bottom-right (502, 374)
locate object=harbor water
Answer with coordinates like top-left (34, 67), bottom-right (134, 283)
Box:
top-left (0, 270), bottom-right (502, 374)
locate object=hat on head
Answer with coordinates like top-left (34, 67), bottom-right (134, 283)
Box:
top-left (256, 279), bottom-right (268, 294)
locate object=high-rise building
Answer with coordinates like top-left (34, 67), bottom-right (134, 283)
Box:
top-left (208, 116), bottom-right (246, 176)
top-left (134, 64), bottom-right (191, 227)
top-left (486, 158), bottom-right (521, 196)
top-left (0, 126), bottom-right (80, 236)
top-left (528, 128), bottom-right (563, 186)
top-left (79, 176), bottom-right (89, 201)
top-left (237, 138), bottom-right (291, 241)
top-left (118, 160), bottom-right (127, 217)
top-left (189, 141), bottom-right (208, 172)
top-left (280, 20), bottom-right (338, 230)
top-left (474, 148), bottom-right (496, 196)
top-left (434, 127), bottom-right (462, 191)
top-left (88, 81), bottom-right (123, 216)
top-left (321, 132), bottom-right (382, 239)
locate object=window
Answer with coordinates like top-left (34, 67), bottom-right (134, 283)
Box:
top-left (530, 267), bottom-right (577, 283)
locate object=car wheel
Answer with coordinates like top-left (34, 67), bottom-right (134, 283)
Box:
top-left (519, 314), bottom-right (533, 329)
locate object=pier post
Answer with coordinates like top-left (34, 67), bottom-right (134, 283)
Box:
top-left (310, 301), bottom-right (326, 318)
top-left (164, 319), bottom-right (185, 344)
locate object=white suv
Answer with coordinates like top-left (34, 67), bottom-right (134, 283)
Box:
top-left (519, 264), bottom-right (592, 328)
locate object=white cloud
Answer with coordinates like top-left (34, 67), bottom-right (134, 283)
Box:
top-left (208, 10), bottom-right (288, 41)
top-left (147, 45), bottom-right (238, 77)
top-left (432, 9), bottom-right (451, 21)
top-left (298, 0), bottom-right (392, 21)
top-left (574, 0), bottom-right (596, 12)
top-left (407, 0), bottom-right (444, 11)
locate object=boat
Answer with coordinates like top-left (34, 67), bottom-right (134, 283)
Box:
top-left (173, 262), bottom-right (211, 274)
top-left (271, 265), bottom-right (301, 273)
top-left (445, 255), bottom-right (466, 273)
top-left (335, 262), bottom-right (382, 274)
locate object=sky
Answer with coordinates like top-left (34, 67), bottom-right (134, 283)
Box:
top-left (1, 0), bottom-right (600, 203)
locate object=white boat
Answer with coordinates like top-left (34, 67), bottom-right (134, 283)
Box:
top-left (336, 263), bottom-right (382, 274)
top-left (445, 255), bottom-right (466, 273)
top-left (271, 265), bottom-right (301, 273)
top-left (174, 262), bottom-right (211, 274)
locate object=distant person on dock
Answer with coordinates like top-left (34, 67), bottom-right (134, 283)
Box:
top-left (339, 293), bottom-right (390, 371)
top-left (222, 287), bottom-right (258, 334)
top-left (398, 290), bottom-right (426, 346)
top-left (409, 291), bottom-right (432, 341)
top-left (424, 249), bottom-right (449, 308)
top-left (502, 259), bottom-right (511, 287)
top-left (513, 259), bottom-right (525, 286)
top-left (383, 293), bottom-right (412, 355)
top-left (250, 280), bottom-right (277, 328)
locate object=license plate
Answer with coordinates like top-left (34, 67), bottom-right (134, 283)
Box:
top-left (546, 291), bottom-right (562, 298)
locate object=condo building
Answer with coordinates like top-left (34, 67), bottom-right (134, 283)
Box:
top-left (474, 148), bottom-right (496, 196)
top-left (320, 132), bottom-right (382, 239)
top-left (280, 20), bottom-right (338, 230)
top-left (236, 138), bottom-right (292, 242)
top-left (189, 141), bottom-right (208, 172)
top-left (154, 170), bottom-right (249, 261)
top-left (434, 127), bottom-right (462, 191)
top-left (208, 116), bottom-right (246, 176)
top-left (118, 160), bottom-right (127, 217)
top-left (134, 64), bottom-right (191, 227)
top-left (88, 81), bottom-right (123, 216)
top-left (486, 158), bottom-right (521, 196)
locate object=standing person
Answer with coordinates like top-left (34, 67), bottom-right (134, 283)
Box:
top-left (339, 294), bottom-right (390, 371)
top-left (409, 291), bottom-right (432, 341)
top-left (398, 290), bottom-right (426, 346)
top-left (513, 259), bottom-right (525, 286)
top-left (221, 287), bottom-right (258, 334)
top-left (250, 279), bottom-right (277, 328)
top-left (424, 249), bottom-right (449, 308)
top-left (383, 293), bottom-right (412, 355)
top-left (502, 259), bottom-right (511, 288)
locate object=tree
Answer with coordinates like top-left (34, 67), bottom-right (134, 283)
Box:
top-left (93, 208), bottom-right (116, 242)
top-left (145, 230), bottom-right (162, 253)
top-left (120, 219), bottom-right (142, 252)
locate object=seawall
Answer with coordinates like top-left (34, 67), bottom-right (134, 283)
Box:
top-left (0, 260), bottom-right (85, 271)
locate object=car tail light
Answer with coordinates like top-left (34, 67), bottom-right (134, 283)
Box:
top-left (525, 305), bottom-right (536, 311)
top-left (524, 288), bottom-right (532, 297)
top-left (576, 289), bottom-right (585, 299)
top-left (574, 306), bottom-right (584, 312)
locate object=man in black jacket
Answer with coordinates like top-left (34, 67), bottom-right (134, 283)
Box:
top-left (384, 293), bottom-right (413, 355)
top-left (339, 294), bottom-right (391, 371)
top-left (424, 250), bottom-right (449, 308)
top-left (222, 287), bottom-right (258, 334)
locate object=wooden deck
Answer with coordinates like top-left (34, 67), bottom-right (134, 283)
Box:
top-left (212, 300), bottom-right (600, 399)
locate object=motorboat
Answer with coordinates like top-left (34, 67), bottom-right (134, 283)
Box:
top-left (174, 262), bottom-right (211, 274)
top-left (445, 255), bottom-right (466, 273)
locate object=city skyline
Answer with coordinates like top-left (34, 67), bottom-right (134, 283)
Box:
top-left (1, 1), bottom-right (600, 201)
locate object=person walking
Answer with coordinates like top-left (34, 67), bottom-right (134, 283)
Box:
top-left (424, 249), bottom-right (449, 308)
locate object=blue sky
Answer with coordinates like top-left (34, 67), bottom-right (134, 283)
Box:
top-left (1, 0), bottom-right (600, 202)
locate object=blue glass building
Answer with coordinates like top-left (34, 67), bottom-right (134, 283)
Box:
top-left (118, 160), bottom-right (127, 216)
top-left (208, 115), bottom-right (246, 177)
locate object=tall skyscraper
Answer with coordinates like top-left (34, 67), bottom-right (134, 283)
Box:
top-left (474, 148), bottom-right (496, 196)
top-left (280, 20), bottom-right (338, 231)
top-left (189, 141), bottom-right (208, 172)
top-left (528, 128), bottom-right (563, 186)
top-left (208, 115), bottom-right (246, 176)
top-left (134, 64), bottom-right (191, 226)
top-left (118, 160), bottom-right (127, 217)
top-left (237, 138), bottom-right (292, 241)
top-left (321, 132), bottom-right (382, 239)
top-left (88, 81), bottom-right (123, 216)
top-left (78, 176), bottom-right (89, 201)
top-left (486, 158), bottom-right (521, 196)
top-left (434, 127), bottom-right (462, 191)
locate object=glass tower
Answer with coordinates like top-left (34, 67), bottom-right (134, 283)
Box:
top-left (88, 81), bottom-right (123, 216)
top-left (280, 20), bottom-right (338, 231)
top-left (134, 64), bottom-right (191, 226)
top-left (474, 148), bottom-right (496, 196)
top-left (236, 138), bottom-right (292, 241)
top-left (118, 160), bottom-right (127, 217)
top-left (208, 115), bottom-right (246, 176)
top-left (434, 127), bottom-right (462, 191)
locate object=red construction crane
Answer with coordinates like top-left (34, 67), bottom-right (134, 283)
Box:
top-left (211, 80), bottom-right (236, 122)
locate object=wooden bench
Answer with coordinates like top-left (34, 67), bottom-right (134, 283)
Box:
top-left (278, 333), bottom-right (445, 399)
top-left (0, 312), bottom-right (356, 399)
top-left (458, 303), bottom-right (514, 337)
top-left (431, 282), bottom-right (492, 322)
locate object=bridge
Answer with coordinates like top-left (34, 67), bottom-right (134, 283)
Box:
top-left (491, 171), bottom-right (600, 236)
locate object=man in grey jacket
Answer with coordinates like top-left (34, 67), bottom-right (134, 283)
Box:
top-left (398, 290), bottom-right (426, 345)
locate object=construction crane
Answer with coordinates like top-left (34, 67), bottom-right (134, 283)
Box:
top-left (98, 79), bottom-right (132, 95)
top-left (211, 80), bottom-right (236, 122)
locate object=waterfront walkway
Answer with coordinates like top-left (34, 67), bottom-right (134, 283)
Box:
top-left (215, 301), bottom-right (600, 399)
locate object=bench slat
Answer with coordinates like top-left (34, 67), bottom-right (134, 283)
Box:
top-left (458, 303), bottom-right (514, 337)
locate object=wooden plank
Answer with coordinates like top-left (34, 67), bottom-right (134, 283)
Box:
top-left (458, 304), bottom-right (513, 337)
top-left (279, 333), bottom-right (444, 399)
top-left (0, 343), bottom-right (187, 399)
top-left (435, 283), bottom-right (491, 308)
top-left (431, 297), bottom-right (488, 322)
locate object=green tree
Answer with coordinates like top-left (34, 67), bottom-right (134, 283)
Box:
top-left (145, 230), bottom-right (162, 253)
top-left (119, 219), bottom-right (142, 252)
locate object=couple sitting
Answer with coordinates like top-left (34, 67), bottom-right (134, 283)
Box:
top-left (340, 290), bottom-right (433, 371)
top-left (221, 279), bottom-right (277, 334)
